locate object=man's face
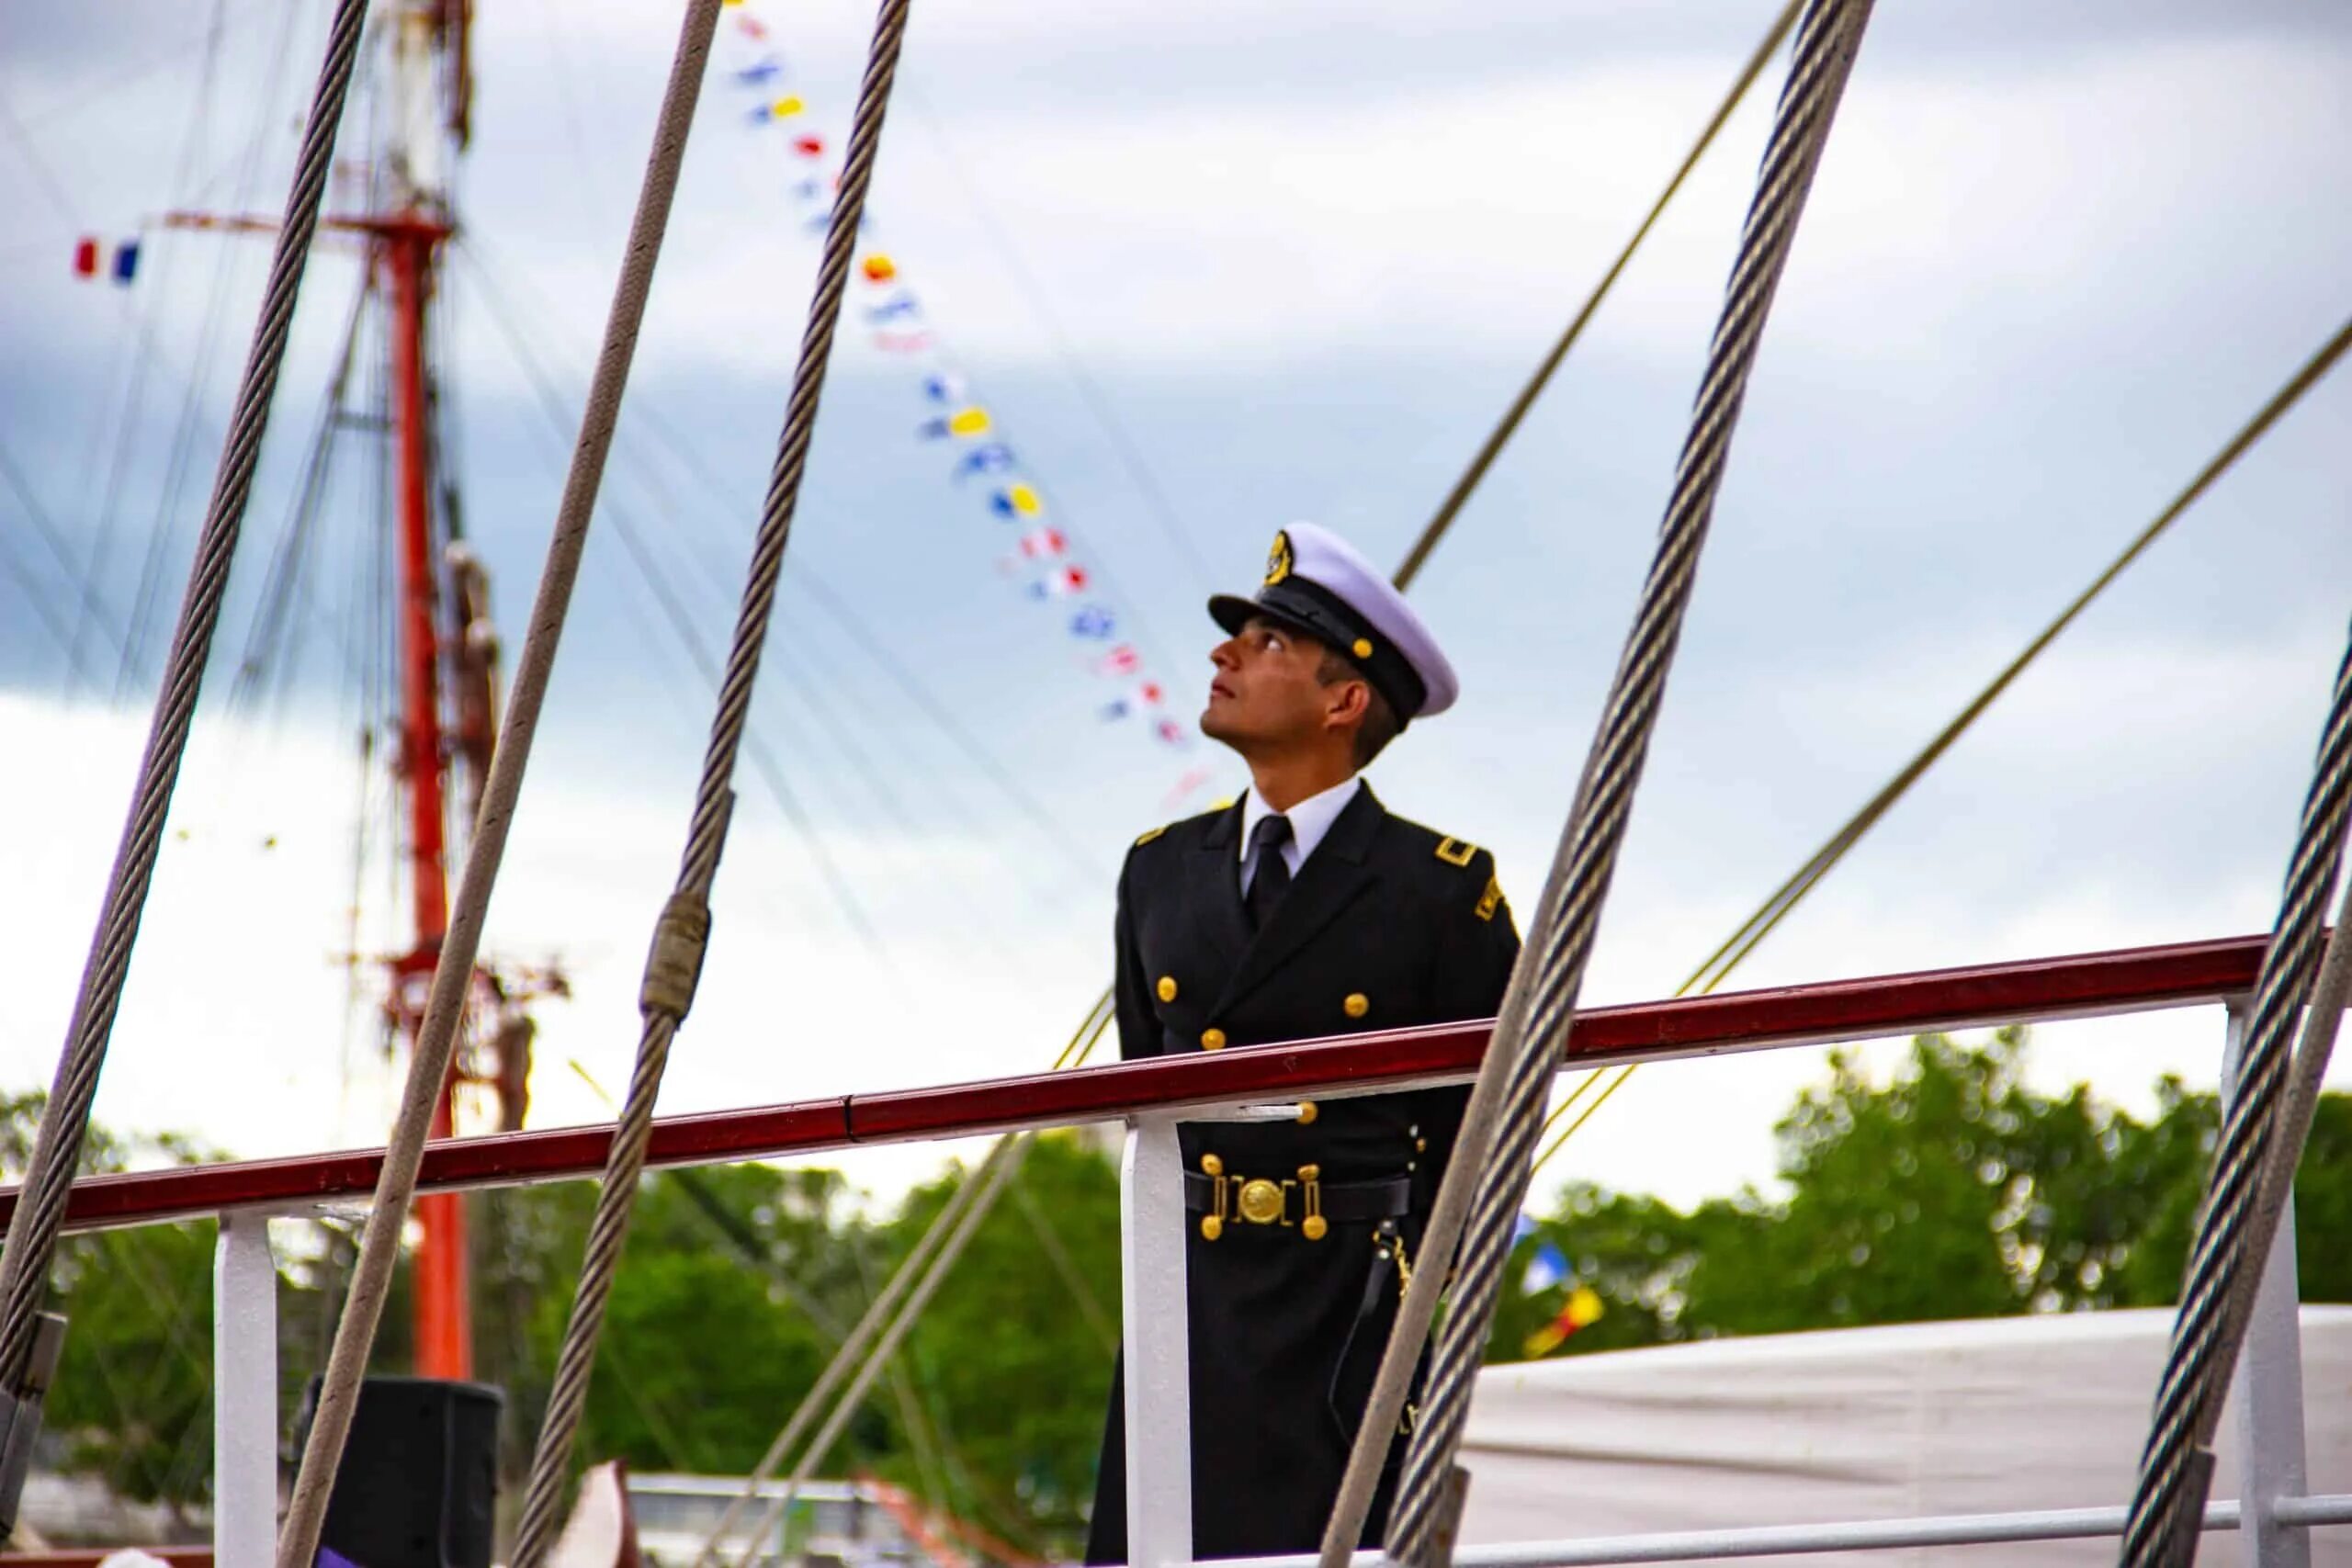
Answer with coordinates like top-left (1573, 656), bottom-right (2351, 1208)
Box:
top-left (1202, 615), bottom-right (1340, 753)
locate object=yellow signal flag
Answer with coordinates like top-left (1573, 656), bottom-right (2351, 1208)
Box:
top-left (1566, 1284), bottom-right (1605, 1329)
top-left (1004, 481), bottom-right (1042, 516)
top-left (772, 96), bottom-right (805, 118)
top-left (947, 407), bottom-right (992, 438)
top-left (1521, 1285), bottom-right (1605, 1359)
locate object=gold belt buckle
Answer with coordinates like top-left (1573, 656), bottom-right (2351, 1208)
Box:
top-left (1238, 1178), bottom-right (1285, 1225)
top-left (1201, 1159), bottom-right (1326, 1240)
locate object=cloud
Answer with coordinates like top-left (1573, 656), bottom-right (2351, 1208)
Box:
top-left (4, 0), bottom-right (2351, 1220)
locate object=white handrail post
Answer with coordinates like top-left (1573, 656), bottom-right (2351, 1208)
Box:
top-left (216, 1208), bottom-right (279, 1563)
top-left (2221, 1001), bottom-right (2312, 1568)
top-left (1122, 1112), bottom-right (1193, 1568)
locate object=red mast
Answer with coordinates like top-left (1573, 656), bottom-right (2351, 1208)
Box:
top-left (379, 0), bottom-right (472, 1382)
top-left (381, 213), bottom-right (471, 1381)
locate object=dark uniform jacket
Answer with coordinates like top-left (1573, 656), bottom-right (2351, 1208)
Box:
top-left (1086, 784), bottom-right (1520, 1562)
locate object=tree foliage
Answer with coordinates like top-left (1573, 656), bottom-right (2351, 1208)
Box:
top-left (1488, 1030), bottom-right (2351, 1360)
top-left (19, 1035), bottom-right (2350, 1551)
top-left (1, 1093), bottom-right (222, 1522)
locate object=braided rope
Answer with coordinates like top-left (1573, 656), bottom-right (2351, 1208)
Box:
top-left (0, 0), bottom-right (372, 1389)
top-left (1340, 6), bottom-right (1880, 1562)
top-left (509, 0), bottom-right (915, 1555)
top-left (2119, 625), bottom-right (2352, 1565)
top-left (274, 2), bottom-right (729, 1560)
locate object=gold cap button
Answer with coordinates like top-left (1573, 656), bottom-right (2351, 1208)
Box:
top-left (1201, 1214), bottom-right (1224, 1241)
top-left (1352, 637), bottom-right (1374, 659)
top-left (1201, 1027), bottom-right (1227, 1051)
top-left (1295, 1100), bottom-right (1318, 1125)
top-left (1157, 975), bottom-right (1178, 1003)
top-left (1202, 1153), bottom-right (1224, 1176)
top-left (1303, 1214), bottom-right (1328, 1241)
top-left (1344, 992), bottom-right (1370, 1019)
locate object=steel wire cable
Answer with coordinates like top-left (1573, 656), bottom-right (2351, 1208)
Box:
top-left (507, 0), bottom-right (918, 1554)
top-left (271, 0), bottom-right (733, 1559)
top-left (0, 0), bottom-right (372, 1395)
top-left (2118, 624), bottom-right (2352, 1566)
top-left (1319, 6), bottom-right (1880, 1562)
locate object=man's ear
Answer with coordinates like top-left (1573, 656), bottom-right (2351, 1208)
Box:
top-left (1322, 677), bottom-right (1371, 734)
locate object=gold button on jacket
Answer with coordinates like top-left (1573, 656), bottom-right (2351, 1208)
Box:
top-left (1200, 1027), bottom-right (1227, 1051)
top-left (1157, 976), bottom-right (1179, 1002)
top-left (1343, 991), bottom-right (1369, 1019)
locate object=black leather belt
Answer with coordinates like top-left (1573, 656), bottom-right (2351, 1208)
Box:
top-left (1182, 1168), bottom-right (1409, 1239)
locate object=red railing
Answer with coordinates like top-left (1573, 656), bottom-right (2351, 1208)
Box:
top-left (2, 932), bottom-right (2268, 1236)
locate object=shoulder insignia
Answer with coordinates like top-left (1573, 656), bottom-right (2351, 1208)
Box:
top-left (1135, 825), bottom-right (1169, 847)
top-left (1434, 837), bottom-right (1476, 868)
top-left (1476, 873), bottom-right (1504, 923)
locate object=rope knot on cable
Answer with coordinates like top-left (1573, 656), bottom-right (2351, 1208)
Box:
top-left (641, 889), bottom-right (716, 1021)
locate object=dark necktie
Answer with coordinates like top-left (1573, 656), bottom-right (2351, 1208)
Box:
top-left (1245, 814), bottom-right (1294, 931)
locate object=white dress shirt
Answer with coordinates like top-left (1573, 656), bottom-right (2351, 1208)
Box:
top-left (1238, 774), bottom-right (1363, 895)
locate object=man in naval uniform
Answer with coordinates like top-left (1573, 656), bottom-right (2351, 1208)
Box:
top-left (1085, 523), bottom-right (1521, 1563)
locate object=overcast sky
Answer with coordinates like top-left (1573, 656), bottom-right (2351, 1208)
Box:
top-left (1, 0), bottom-right (2348, 1213)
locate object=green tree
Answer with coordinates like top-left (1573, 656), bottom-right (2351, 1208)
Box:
top-left (1, 1094), bottom-right (221, 1523)
top-left (1490, 1031), bottom-right (2352, 1362)
top-left (886, 1134), bottom-right (1121, 1557)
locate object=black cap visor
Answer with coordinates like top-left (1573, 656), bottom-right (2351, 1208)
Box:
top-left (1204, 581), bottom-right (1427, 719)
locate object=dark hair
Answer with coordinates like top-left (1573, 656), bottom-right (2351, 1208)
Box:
top-left (1317, 646), bottom-right (1402, 769)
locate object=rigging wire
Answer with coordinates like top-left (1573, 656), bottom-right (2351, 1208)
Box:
top-left (0, 0), bottom-right (374, 1419)
top-left (63, 0), bottom-right (235, 696)
top-left (227, 274), bottom-right (373, 719)
top-left (455, 234), bottom-right (1110, 892)
top-left (0, 519), bottom-right (89, 685)
top-left (114, 0), bottom-right (309, 699)
top-left (766, 631), bottom-right (1076, 965)
top-left (454, 235), bottom-right (1103, 931)
top-left (0, 82), bottom-right (87, 229)
top-left (0, 434), bottom-right (130, 663)
top-left (8, 0), bottom-right (276, 134)
top-left (453, 269), bottom-right (895, 957)
top-left (1525, 310), bottom-right (2352, 1180)
top-left (899, 90), bottom-right (1219, 600)
top-left (1389, 0), bottom-right (1805, 594)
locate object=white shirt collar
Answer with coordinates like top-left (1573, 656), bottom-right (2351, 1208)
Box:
top-left (1238, 774), bottom-right (1363, 884)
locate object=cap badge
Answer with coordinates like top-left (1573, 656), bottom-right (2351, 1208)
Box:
top-left (1264, 529), bottom-right (1294, 587)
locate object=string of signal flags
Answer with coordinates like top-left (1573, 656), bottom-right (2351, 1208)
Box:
top-left (720, 0), bottom-right (1216, 810)
top-left (724, 0), bottom-right (1634, 1335)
